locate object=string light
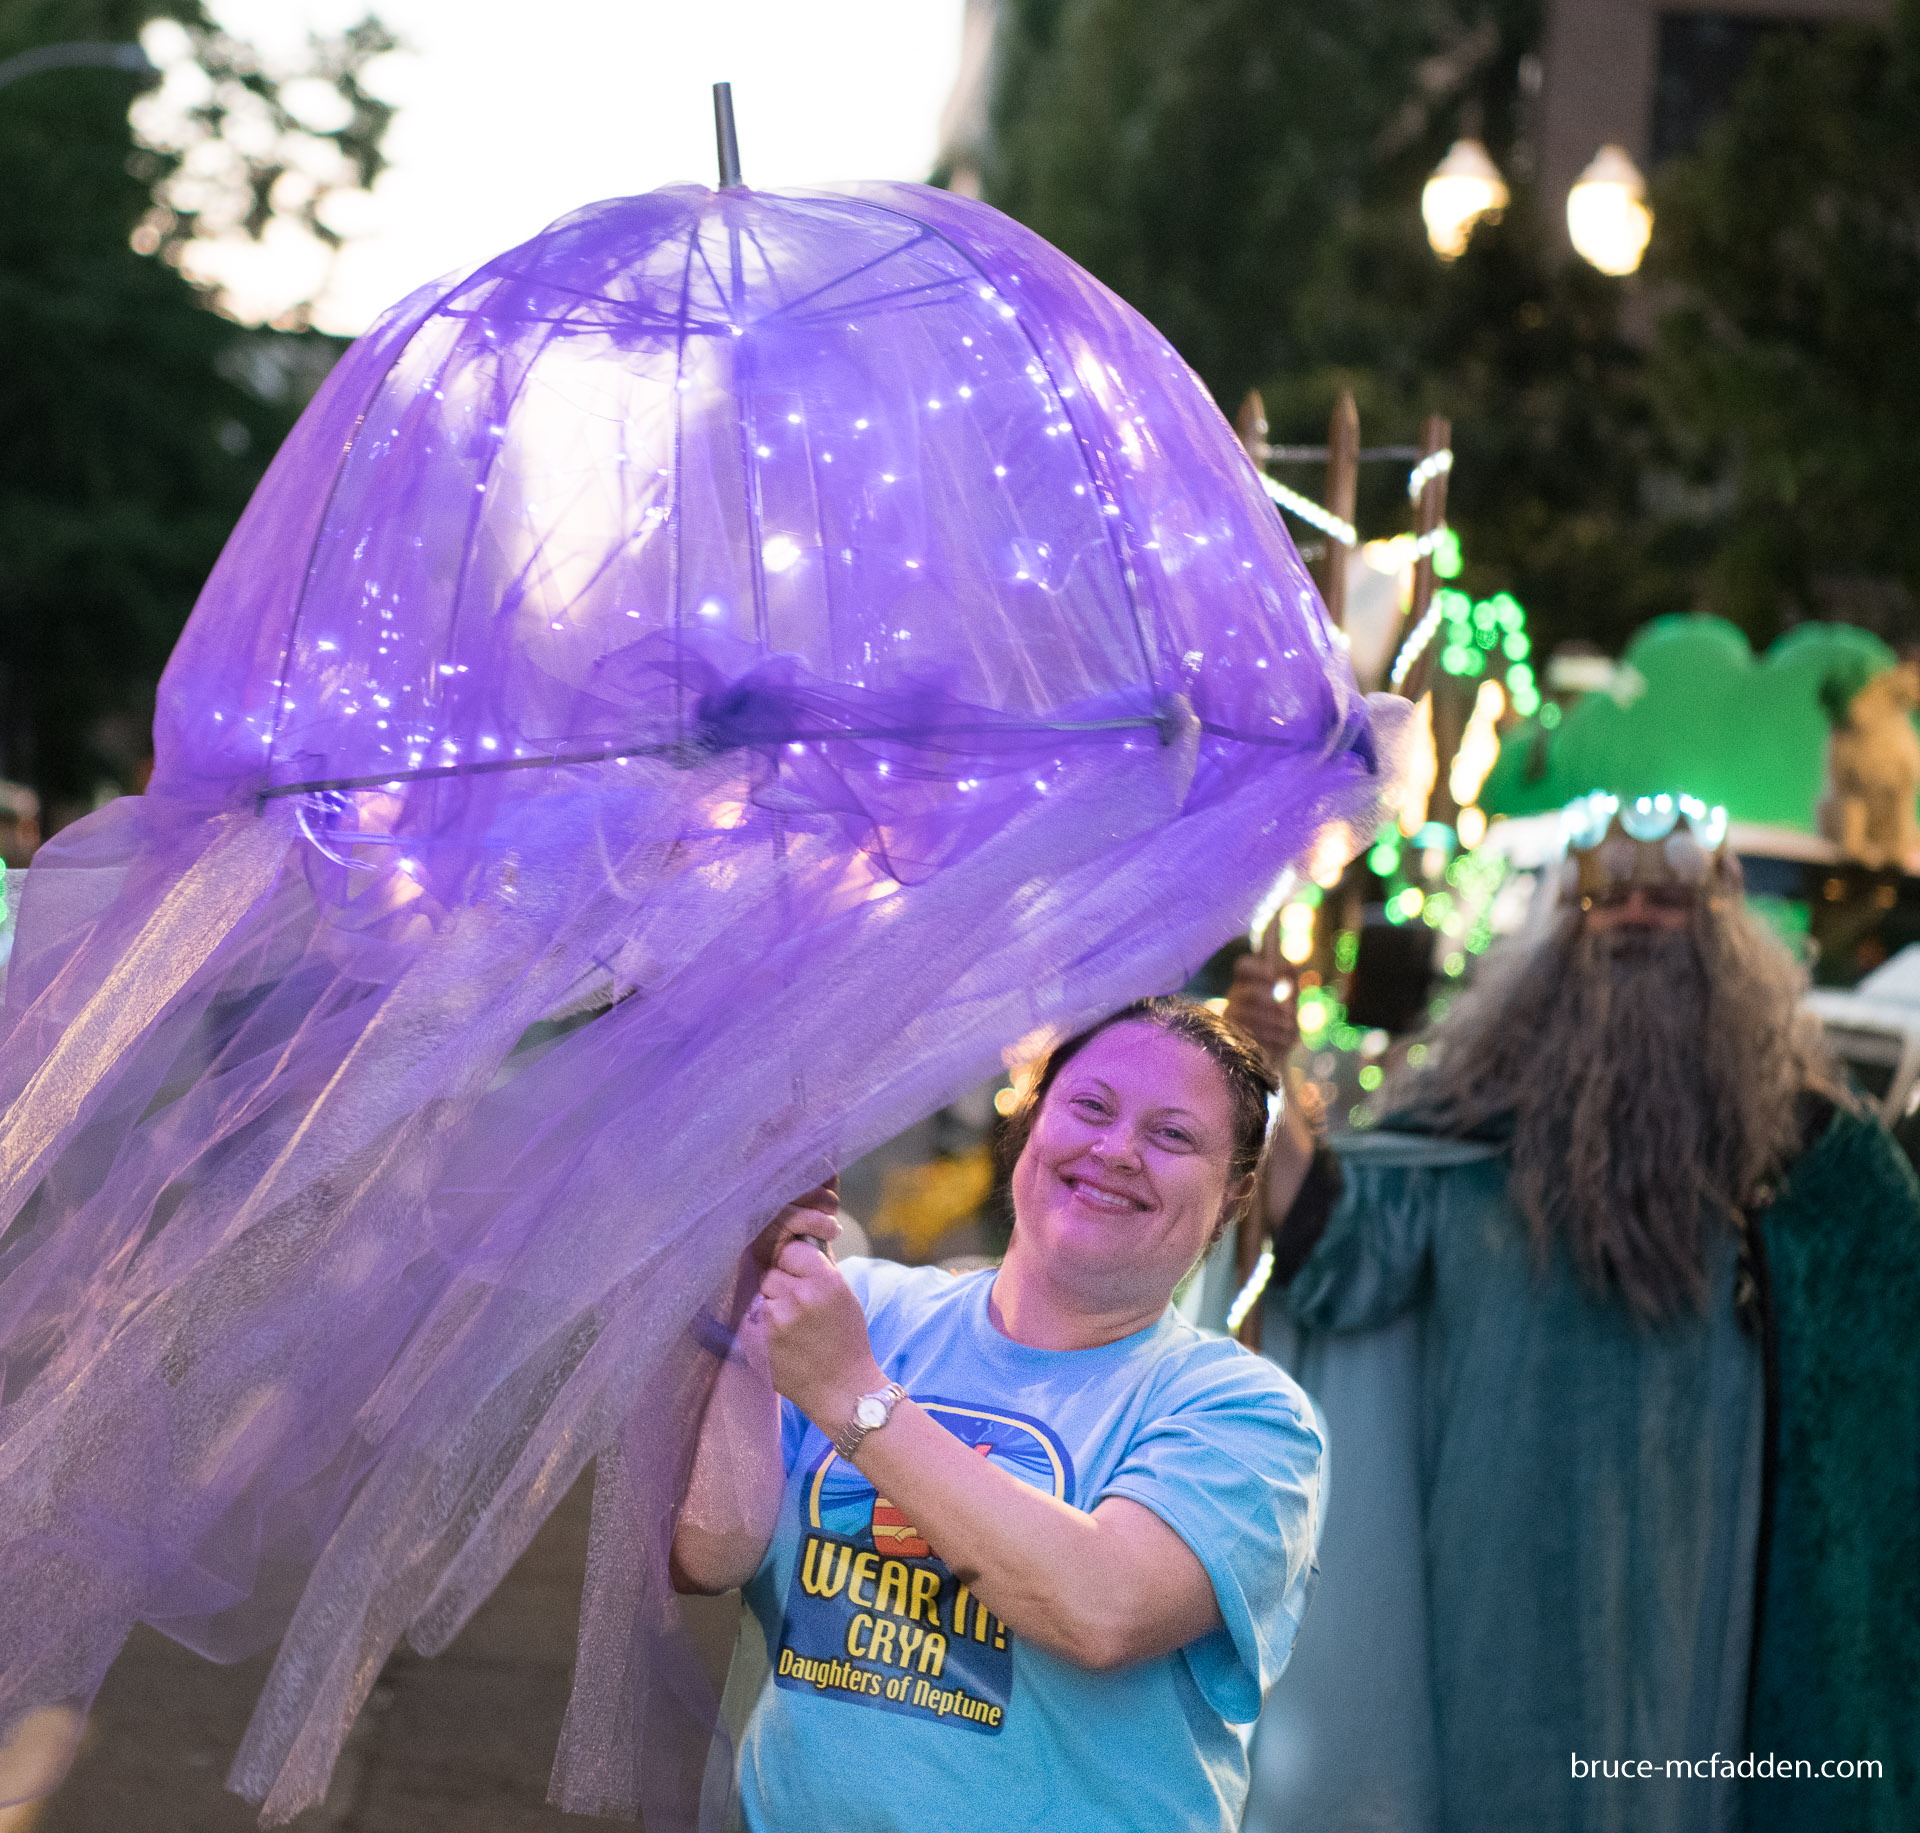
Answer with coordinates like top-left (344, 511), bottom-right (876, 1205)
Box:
top-left (1225, 1241), bottom-right (1273, 1334)
top-left (1448, 679), bottom-right (1507, 807)
top-left (1259, 473), bottom-right (1356, 547)
top-left (1406, 448), bottom-right (1454, 500)
top-left (1389, 597), bottom-right (1447, 691)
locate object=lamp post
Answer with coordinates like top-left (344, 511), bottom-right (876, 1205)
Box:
top-left (0, 41), bottom-right (154, 95)
top-left (1567, 144), bottom-right (1652, 276)
top-left (1422, 138), bottom-right (1509, 260)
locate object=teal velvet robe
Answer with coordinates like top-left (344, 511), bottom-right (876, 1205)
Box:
top-left (1245, 1108), bottom-right (1917, 1833)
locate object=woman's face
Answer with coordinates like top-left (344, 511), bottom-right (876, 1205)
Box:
top-left (1009, 1022), bottom-right (1245, 1313)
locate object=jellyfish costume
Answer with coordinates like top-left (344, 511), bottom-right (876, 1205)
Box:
top-left (0, 182), bottom-right (1400, 1824)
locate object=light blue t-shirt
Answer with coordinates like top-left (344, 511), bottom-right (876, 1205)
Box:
top-left (737, 1258), bottom-right (1324, 1832)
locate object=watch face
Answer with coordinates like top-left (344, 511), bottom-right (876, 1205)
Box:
top-left (854, 1395), bottom-right (889, 1429)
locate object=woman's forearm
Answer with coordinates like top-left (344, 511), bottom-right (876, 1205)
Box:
top-left (672, 1197), bottom-right (842, 1593)
top-left (1261, 1066), bottom-right (1317, 1224)
top-left (845, 1400), bottom-right (1219, 1671)
top-left (669, 1294), bottom-right (786, 1594)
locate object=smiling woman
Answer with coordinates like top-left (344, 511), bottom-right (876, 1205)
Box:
top-left (672, 999), bottom-right (1323, 1833)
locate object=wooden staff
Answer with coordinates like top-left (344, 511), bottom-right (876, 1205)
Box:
top-left (1318, 391), bottom-right (1359, 632)
top-left (1231, 913), bottom-right (1288, 1352)
top-left (1234, 389), bottom-right (1268, 466)
top-left (1395, 412), bottom-right (1452, 703)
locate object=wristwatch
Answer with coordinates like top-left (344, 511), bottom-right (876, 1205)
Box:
top-left (833, 1382), bottom-right (906, 1460)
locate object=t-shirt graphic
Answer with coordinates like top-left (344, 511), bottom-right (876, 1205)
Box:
top-left (771, 1396), bottom-right (1074, 1735)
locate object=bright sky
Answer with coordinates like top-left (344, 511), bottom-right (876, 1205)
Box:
top-left (188, 0), bottom-right (969, 335)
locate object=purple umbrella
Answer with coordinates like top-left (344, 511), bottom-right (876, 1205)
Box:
top-left (0, 176), bottom-right (1398, 1825)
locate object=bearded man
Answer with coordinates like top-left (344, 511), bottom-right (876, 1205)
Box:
top-left (1226, 800), bottom-right (1919, 1833)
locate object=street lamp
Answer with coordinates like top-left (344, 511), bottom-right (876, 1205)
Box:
top-left (1567, 144), bottom-right (1652, 276)
top-left (1422, 138), bottom-right (1509, 260)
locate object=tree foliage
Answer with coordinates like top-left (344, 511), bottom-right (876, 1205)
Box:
top-left (1650, 6), bottom-right (1920, 643)
top-left (0, 1), bottom-right (393, 822)
top-left (985, 0), bottom-right (1442, 411)
top-left (128, 7), bottom-right (396, 310)
top-left (983, 0), bottom-right (1918, 660)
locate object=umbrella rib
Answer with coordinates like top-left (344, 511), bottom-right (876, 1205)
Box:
top-left (436, 301), bottom-right (730, 338)
top-left (772, 273), bottom-right (977, 329)
top-left (669, 219), bottom-right (701, 747)
top-left (751, 227), bottom-right (934, 326)
top-left (253, 713), bottom-right (1176, 803)
top-left (436, 299), bottom-right (576, 757)
top-left (839, 195), bottom-right (1163, 708)
top-left (264, 270), bottom-right (488, 775)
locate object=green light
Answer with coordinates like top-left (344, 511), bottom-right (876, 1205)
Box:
top-left (1503, 632), bottom-right (1529, 660)
top-left (1462, 648), bottom-right (1485, 675)
top-left (1540, 702), bottom-right (1562, 729)
top-left (1434, 527), bottom-right (1463, 579)
top-left (1358, 1064), bottom-right (1383, 1091)
top-left (1296, 883), bottom-right (1323, 909)
top-left (1407, 1043), bottom-right (1429, 1066)
top-left (1334, 930), bottom-right (1359, 971)
top-left (1368, 840), bottom-right (1401, 875)
top-left (1444, 951), bottom-right (1466, 976)
top-left (1442, 645), bottom-right (1468, 676)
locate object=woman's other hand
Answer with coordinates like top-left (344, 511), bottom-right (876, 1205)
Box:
top-left (1223, 953), bottom-right (1299, 1069)
top-left (748, 1179), bottom-right (842, 1272)
top-left (759, 1236), bottom-right (886, 1431)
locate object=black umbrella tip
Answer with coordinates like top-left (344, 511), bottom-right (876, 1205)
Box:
top-left (713, 82), bottom-right (743, 189)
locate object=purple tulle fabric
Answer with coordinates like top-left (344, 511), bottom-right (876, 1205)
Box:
top-left (0, 182), bottom-right (1399, 1824)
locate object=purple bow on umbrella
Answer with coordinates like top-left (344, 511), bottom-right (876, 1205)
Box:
top-left (0, 177), bottom-right (1399, 1826)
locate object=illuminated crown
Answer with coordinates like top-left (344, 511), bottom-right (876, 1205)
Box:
top-left (1558, 792), bottom-right (1733, 903)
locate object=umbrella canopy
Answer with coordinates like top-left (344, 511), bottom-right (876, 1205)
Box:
top-left (0, 182), bottom-right (1395, 1827)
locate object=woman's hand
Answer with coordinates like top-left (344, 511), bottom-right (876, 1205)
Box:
top-left (1224, 952), bottom-right (1300, 1069)
top-left (758, 1237), bottom-right (886, 1432)
top-left (748, 1179), bottom-right (842, 1272)
top-left (721, 1180), bottom-right (842, 1327)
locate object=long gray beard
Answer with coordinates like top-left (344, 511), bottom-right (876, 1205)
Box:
top-left (1389, 905), bottom-right (1833, 1319)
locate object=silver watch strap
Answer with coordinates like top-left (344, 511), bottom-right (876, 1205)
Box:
top-left (832, 1382), bottom-right (905, 1460)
